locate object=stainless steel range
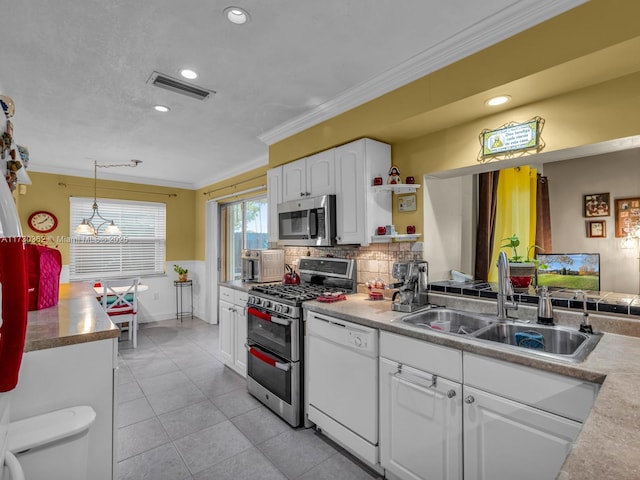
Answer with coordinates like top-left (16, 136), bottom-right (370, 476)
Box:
top-left (245, 257), bottom-right (357, 427)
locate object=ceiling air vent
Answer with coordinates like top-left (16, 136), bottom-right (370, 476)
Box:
top-left (147, 71), bottom-right (215, 101)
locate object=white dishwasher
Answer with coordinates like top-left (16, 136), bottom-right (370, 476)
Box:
top-left (306, 311), bottom-right (379, 466)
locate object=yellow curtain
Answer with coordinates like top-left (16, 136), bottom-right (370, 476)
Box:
top-left (487, 166), bottom-right (537, 282)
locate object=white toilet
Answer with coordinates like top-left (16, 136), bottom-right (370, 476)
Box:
top-left (3, 405), bottom-right (96, 480)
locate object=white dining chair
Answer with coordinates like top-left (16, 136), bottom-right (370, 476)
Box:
top-left (99, 278), bottom-right (140, 348)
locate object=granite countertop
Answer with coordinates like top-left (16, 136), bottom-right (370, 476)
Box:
top-left (24, 282), bottom-right (119, 352)
top-left (303, 293), bottom-right (640, 480)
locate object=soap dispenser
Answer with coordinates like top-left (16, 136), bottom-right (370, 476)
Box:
top-left (537, 286), bottom-right (554, 325)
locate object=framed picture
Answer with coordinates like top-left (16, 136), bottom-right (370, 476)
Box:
top-left (615, 197), bottom-right (640, 237)
top-left (398, 194), bottom-right (416, 212)
top-left (584, 193), bottom-right (610, 217)
top-left (587, 220), bottom-right (606, 238)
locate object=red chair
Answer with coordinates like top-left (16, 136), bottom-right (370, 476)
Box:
top-left (99, 278), bottom-right (140, 348)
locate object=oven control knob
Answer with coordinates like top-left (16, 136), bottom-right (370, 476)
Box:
top-left (248, 296), bottom-right (255, 304)
top-left (275, 304), bottom-right (282, 313)
top-left (253, 297), bottom-right (262, 306)
top-left (281, 305), bottom-right (290, 315)
top-left (263, 300), bottom-right (271, 309)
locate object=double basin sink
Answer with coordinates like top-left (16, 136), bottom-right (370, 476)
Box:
top-left (401, 307), bottom-right (602, 362)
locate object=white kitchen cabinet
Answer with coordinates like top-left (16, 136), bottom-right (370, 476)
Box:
top-left (462, 352), bottom-right (598, 480)
top-left (267, 166), bottom-right (282, 243)
top-left (11, 338), bottom-right (117, 480)
top-left (218, 286), bottom-right (248, 377)
top-left (379, 331), bottom-right (463, 480)
top-left (463, 385), bottom-right (582, 480)
top-left (380, 359), bottom-right (462, 480)
top-left (334, 138), bottom-right (391, 245)
top-left (281, 149), bottom-right (335, 202)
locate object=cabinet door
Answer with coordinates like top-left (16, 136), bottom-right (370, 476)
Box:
top-left (306, 150), bottom-right (335, 197)
top-left (234, 299), bottom-right (248, 377)
top-left (218, 299), bottom-right (234, 365)
top-left (267, 167), bottom-right (282, 243)
top-left (282, 159), bottom-right (307, 202)
top-left (463, 386), bottom-right (582, 480)
top-left (334, 141), bottom-right (366, 244)
top-left (380, 358), bottom-right (462, 480)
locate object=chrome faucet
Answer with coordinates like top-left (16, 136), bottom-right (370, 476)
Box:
top-left (497, 251), bottom-right (518, 321)
top-left (574, 290), bottom-right (593, 334)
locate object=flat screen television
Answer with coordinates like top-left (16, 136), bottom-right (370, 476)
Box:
top-left (535, 253), bottom-right (600, 291)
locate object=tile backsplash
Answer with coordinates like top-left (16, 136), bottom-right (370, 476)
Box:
top-left (281, 242), bottom-right (424, 293)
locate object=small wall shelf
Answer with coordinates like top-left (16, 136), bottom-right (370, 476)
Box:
top-left (372, 183), bottom-right (421, 194)
top-left (371, 233), bottom-right (421, 243)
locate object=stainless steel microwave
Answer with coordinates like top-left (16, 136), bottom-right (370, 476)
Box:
top-left (277, 195), bottom-right (336, 247)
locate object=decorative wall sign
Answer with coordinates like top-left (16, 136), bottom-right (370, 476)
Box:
top-left (615, 197), bottom-right (640, 238)
top-left (398, 194), bottom-right (416, 212)
top-left (584, 193), bottom-right (610, 217)
top-left (587, 220), bottom-right (606, 238)
top-left (478, 117), bottom-right (545, 162)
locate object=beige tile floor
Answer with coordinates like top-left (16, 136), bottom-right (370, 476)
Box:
top-left (116, 318), bottom-right (382, 480)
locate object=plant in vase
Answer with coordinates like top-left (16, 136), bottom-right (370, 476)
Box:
top-left (500, 234), bottom-right (545, 288)
top-left (173, 264), bottom-right (188, 282)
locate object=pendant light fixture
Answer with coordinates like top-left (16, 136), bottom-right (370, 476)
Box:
top-left (75, 159), bottom-right (142, 236)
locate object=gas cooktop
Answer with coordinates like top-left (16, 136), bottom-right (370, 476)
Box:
top-left (250, 283), bottom-right (347, 302)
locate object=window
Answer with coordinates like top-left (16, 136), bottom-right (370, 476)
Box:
top-left (69, 198), bottom-right (166, 280)
top-left (220, 196), bottom-right (268, 281)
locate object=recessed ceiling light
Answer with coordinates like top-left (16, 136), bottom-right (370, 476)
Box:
top-left (224, 6), bottom-right (250, 25)
top-left (180, 69), bottom-right (198, 80)
top-left (485, 95), bottom-right (511, 107)
top-left (154, 105), bottom-right (170, 112)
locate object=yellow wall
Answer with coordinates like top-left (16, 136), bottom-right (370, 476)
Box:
top-left (17, 171), bottom-right (196, 265)
top-left (194, 165), bottom-right (269, 260)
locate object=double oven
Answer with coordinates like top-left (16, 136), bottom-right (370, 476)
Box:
top-left (245, 257), bottom-right (356, 427)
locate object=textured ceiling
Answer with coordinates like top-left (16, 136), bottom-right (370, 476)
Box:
top-left (1, 0), bottom-right (584, 188)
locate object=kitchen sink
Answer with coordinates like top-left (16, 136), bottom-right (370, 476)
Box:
top-left (400, 307), bottom-right (602, 362)
top-left (402, 308), bottom-right (497, 335)
top-left (472, 323), bottom-right (603, 362)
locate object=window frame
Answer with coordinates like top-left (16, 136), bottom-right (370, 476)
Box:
top-left (69, 197), bottom-right (167, 281)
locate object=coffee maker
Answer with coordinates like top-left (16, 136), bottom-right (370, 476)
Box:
top-left (390, 260), bottom-right (429, 312)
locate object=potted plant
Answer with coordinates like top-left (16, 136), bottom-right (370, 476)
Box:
top-left (173, 264), bottom-right (188, 282)
top-left (500, 234), bottom-right (543, 288)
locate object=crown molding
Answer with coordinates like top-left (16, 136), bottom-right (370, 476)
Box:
top-left (258, 0), bottom-right (587, 146)
top-left (192, 154), bottom-right (269, 190)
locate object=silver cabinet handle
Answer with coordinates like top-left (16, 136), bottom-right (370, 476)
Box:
top-left (447, 389), bottom-right (456, 398)
top-left (464, 395), bottom-right (475, 404)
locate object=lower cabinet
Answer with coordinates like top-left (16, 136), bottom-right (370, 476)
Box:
top-left (462, 385), bottom-right (581, 480)
top-left (377, 332), bottom-right (598, 480)
top-left (218, 286), bottom-right (248, 377)
top-left (380, 358), bottom-right (462, 480)
top-left (379, 331), bottom-right (463, 480)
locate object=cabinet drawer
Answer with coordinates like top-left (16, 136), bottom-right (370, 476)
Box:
top-left (235, 290), bottom-right (249, 305)
top-left (380, 331), bottom-right (462, 382)
top-left (219, 286), bottom-right (234, 302)
top-left (463, 353), bottom-right (599, 423)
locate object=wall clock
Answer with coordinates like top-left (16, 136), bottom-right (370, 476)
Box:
top-left (28, 210), bottom-right (58, 233)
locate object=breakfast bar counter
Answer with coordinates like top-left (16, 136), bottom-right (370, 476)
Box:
top-left (24, 282), bottom-right (119, 352)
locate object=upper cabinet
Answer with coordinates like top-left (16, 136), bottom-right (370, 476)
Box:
top-left (282, 149), bottom-right (335, 202)
top-left (334, 138), bottom-right (391, 246)
top-left (267, 166), bottom-right (282, 243)
top-left (268, 138), bottom-right (392, 246)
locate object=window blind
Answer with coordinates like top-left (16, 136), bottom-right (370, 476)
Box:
top-left (69, 197), bottom-right (166, 280)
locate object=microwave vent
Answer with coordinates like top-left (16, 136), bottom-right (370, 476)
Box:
top-left (147, 71), bottom-right (215, 101)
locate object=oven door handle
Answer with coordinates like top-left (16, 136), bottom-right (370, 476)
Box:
top-left (247, 307), bottom-right (291, 326)
top-left (246, 345), bottom-right (291, 371)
